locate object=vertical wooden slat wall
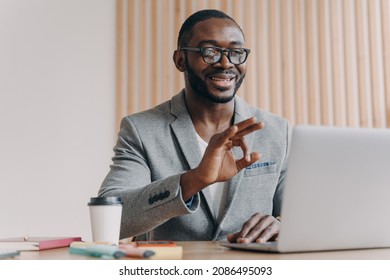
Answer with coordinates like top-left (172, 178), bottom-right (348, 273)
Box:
top-left (116, 0), bottom-right (390, 130)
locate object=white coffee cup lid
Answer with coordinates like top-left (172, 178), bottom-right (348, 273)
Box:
top-left (88, 197), bottom-right (122, 206)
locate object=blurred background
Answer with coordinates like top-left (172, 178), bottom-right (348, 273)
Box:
top-left (0, 0), bottom-right (116, 240)
top-left (1, 0), bottom-right (389, 240)
top-left (120, 0), bottom-right (390, 128)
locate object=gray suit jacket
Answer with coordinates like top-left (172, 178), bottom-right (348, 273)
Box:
top-left (99, 90), bottom-right (290, 241)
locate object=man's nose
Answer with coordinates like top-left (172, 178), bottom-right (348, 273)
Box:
top-left (215, 52), bottom-right (233, 69)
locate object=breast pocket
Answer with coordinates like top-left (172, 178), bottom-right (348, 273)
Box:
top-left (234, 162), bottom-right (279, 216)
top-left (244, 161), bottom-right (277, 177)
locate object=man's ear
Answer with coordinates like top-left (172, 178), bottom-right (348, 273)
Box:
top-left (173, 50), bottom-right (185, 72)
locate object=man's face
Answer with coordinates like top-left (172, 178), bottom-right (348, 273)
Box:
top-left (183, 18), bottom-right (247, 104)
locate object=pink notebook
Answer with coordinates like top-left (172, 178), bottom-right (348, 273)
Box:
top-left (0, 236), bottom-right (82, 251)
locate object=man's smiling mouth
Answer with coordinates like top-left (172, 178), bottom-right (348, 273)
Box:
top-left (208, 75), bottom-right (236, 90)
top-left (209, 76), bottom-right (235, 82)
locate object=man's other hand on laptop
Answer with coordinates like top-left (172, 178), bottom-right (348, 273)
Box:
top-left (226, 213), bottom-right (280, 243)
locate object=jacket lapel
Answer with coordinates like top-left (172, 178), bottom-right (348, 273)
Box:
top-left (169, 90), bottom-right (203, 170)
top-left (170, 91), bottom-right (215, 222)
top-left (214, 95), bottom-right (255, 238)
top-left (169, 91), bottom-right (256, 237)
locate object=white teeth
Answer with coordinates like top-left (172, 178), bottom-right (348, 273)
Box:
top-left (211, 77), bottom-right (233, 82)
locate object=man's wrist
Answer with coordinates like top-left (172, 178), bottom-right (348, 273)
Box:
top-left (180, 169), bottom-right (208, 201)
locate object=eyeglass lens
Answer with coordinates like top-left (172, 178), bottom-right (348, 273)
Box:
top-left (202, 47), bottom-right (247, 65)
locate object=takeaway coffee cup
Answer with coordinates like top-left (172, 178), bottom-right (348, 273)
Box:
top-left (88, 197), bottom-right (123, 245)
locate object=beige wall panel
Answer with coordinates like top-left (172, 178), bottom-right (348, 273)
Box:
top-left (318, 0), bottom-right (333, 126)
top-left (330, 0), bottom-right (347, 127)
top-left (269, 0), bottom-right (282, 115)
top-left (256, 0), bottom-right (271, 111)
top-left (117, 0), bottom-right (390, 129)
top-left (293, 0), bottom-right (309, 124)
top-left (368, 0), bottom-right (386, 128)
top-left (306, 0), bottom-right (321, 125)
top-left (355, 0), bottom-right (373, 127)
top-left (281, 0), bottom-right (296, 124)
top-left (342, 0), bottom-right (359, 127)
top-left (382, 0), bottom-right (390, 125)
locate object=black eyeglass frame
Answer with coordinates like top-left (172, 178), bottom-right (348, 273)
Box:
top-left (179, 46), bottom-right (251, 65)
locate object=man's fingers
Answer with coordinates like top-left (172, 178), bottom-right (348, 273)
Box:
top-left (226, 233), bottom-right (239, 243)
top-left (234, 136), bottom-right (249, 159)
top-left (210, 117), bottom-right (264, 148)
top-left (230, 118), bottom-right (264, 140)
top-left (209, 125), bottom-right (238, 148)
top-left (236, 213), bottom-right (264, 239)
top-left (227, 232), bottom-right (250, 244)
top-left (244, 216), bottom-right (279, 243)
top-left (227, 214), bottom-right (280, 243)
top-left (255, 227), bottom-right (278, 243)
top-left (226, 213), bottom-right (263, 243)
top-left (246, 219), bottom-right (277, 243)
top-left (234, 117), bottom-right (258, 131)
top-left (234, 137), bottom-right (261, 165)
top-left (236, 152), bottom-right (261, 170)
top-left (235, 121), bottom-right (264, 138)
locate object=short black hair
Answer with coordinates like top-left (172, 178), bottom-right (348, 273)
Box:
top-left (177, 9), bottom-right (244, 48)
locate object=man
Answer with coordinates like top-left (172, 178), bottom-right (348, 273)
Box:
top-left (99, 9), bottom-right (290, 243)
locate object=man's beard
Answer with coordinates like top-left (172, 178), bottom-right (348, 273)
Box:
top-left (185, 59), bottom-right (245, 104)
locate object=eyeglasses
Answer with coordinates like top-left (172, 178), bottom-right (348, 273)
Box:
top-left (179, 46), bottom-right (251, 65)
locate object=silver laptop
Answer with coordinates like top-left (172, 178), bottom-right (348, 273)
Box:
top-left (222, 125), bottom-right (390, 253)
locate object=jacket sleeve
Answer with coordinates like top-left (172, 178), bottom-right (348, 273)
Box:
top-left (98, 116), bottom-right (200, 239)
